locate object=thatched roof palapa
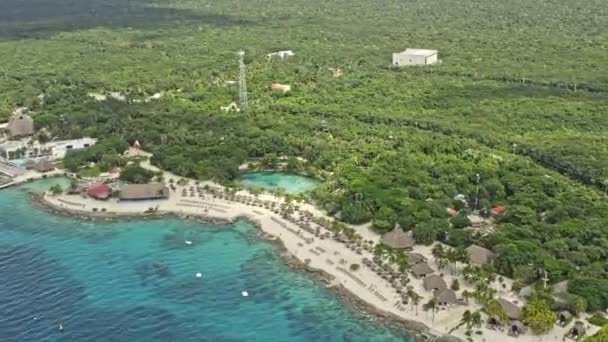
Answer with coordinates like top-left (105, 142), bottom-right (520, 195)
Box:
top-left (381, 224), bottom-right (414, 249)
top-left (434, 288), bottom-right (457, 305)
top-left (34, 159), bottom-right (54, 173)
top-left (571, 322), bottom-right (586, 336)
top-left (6, 113), bottom-right (34, 137)
top-left (407, 252), bottom-right (427, 264)
top-left (497, 298), bottom-right (521, 320)
top-left (423, 274), bottom-right (447, 291)
top-left (120, 183), bottom-right (169, 201)
top-left (465, 244), bottom-right (496, 265)
top-left (411, 262), bottom-right (434, 277)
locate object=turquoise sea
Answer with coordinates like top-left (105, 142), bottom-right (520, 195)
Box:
top-left (237, 172), bottom-right (319, 194)
top-left (0, 179), bottom-right (411, 342)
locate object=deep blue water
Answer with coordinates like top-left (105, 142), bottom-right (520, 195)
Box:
top-left (0, 179), bottom-right (411, 342)
top-left (237, 172), bottom-right (319, 194)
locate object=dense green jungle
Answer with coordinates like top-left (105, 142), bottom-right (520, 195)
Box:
top-left (1, 0), bottom-right (608, 314)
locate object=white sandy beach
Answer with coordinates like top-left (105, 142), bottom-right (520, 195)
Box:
top-left (20, 157), bottom-right (593, 342)
top-left (39, 176), bottom-right (598, 342)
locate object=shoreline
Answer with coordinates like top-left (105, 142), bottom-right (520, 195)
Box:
top-left (33, 193), bottom-right (445, 341)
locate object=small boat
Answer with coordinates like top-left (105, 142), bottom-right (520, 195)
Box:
top-left (58, 323), bottom-right (64, 332)
top-left (242, 291), bottom-right (249, 297)
top-left (185, 240), bottom-right (192, 245)
top-left (196, 272), bottom-right (202, 278)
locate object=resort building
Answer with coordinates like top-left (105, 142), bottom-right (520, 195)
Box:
top-left (266, 50), bottom-right (294, 61)
top-left (423, 274), bottom-right (447, 291)
top-left (392, 48), bottom-right (438, 66)
top-left (465, 244), bottom-right (496, 265)
top-left (0, 137), bottom-right (97, 161)
top-left (119, 183), bottom-right (169, 201)
top-left (381, 224), bottom-right (415, 249)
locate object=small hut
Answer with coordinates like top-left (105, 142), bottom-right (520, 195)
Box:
top-left (558, 311), bottom-right (572, 326)
top-left (509, 320), bottom-right (527, 336)
top-left (423, 274), bottom-right (447, 291)
top-left (411, 262), bottom-right (434, 278)
top-left (497, 298), bottom-right (522, 320)
top-left (34, 159), bottom-right (54, 173)
top-left (465, 244), bottom-right (496, 265)
top-left (381, 224), bottom-right (415, 249)
top-left (6, 113), bottom-right (34, 138)
top-left (434, 288), bottom-right (457, 306)
top-left (569, 322), bottom-right (586, 339)
top-left (407, 252), bottom-right (427, 264)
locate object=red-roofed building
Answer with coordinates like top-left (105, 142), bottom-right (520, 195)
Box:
top-left (87, 183), bottom-right (112, 200)
top-left (491, 206), bottom-right (507, 215)
top-left (446, 208), bottom-right (458, 216)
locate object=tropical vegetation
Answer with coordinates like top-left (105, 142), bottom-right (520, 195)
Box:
top-left (1, 0), bottom-right (607, 315)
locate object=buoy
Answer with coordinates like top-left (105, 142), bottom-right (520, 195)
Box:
top-left (185, 240), bottom-right (192, 245)
top-left (242, 291), bottom-right (249, 297)
top-left (58, 323), bottom-right (64, 332)
top-left (196, 272), bottom-right (202, 278)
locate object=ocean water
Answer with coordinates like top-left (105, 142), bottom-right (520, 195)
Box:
top-left (237, 172), bottom-right (319, 194)
top-left (0, 180), bottom-right (411, 342)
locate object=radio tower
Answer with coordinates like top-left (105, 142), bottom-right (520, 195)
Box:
top-left (238, 50), bottom-right (248, 111)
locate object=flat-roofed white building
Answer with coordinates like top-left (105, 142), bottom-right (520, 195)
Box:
top-left (0, 137), bottom-right (97, 161)
top-left (392, 48), bottom-right (438, 66)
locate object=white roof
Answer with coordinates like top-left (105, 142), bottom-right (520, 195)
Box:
top-left (401, 48), bottom-right (438, 56)
top-left (0, 140), bottom-right (25, 150)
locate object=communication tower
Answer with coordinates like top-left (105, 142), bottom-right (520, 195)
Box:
top-left (238, 50), bottom-right (248, 111)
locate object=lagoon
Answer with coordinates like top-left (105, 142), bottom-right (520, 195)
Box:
top-left (237, 172), bottom-right (319, 194)
top-left (0, 184), bottom-right (410, 342)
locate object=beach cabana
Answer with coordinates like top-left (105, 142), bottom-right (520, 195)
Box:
top-left (423, 274), bottom-right (447, 291)
top-left (434, 288), bottom-right (457, 306)
top-left (381, 224), bottom-right (415, 249)
top-left (411, 262), bottom-right (434, 278)
top-left (119, 183), bottom-right (169, 201)
top-left (465, 244), bottom-right (496, 265)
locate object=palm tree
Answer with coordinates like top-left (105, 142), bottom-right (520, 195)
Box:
top-left (412, 294), bottom-right (421, 316)
top-left (425, 297), bottom-right (438, 323)
top-left (407, 288), bottom-right (421, 315)
top-left (461, 289), bottom-right (472, 305)
top-left (460, 310), bottom-right (473, 330)
top-left (396, 253), bottom-right (410, 273)
top-left (470, 311), bottom-right (482, 328)
top-left (485, 299), bottom-right (508, 324)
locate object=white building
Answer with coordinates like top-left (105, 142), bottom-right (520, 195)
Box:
top-left (392, 48), bottom-right (438, 66)
top-left (266, 50), bottom-right (294, 62)
top-left (0, 137), bottom-right (97, 161)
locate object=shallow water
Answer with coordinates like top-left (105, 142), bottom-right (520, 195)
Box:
top-left (237, 172), bottom-right (319, 194)
top-left (0, 184), bottom-right (411, 342)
